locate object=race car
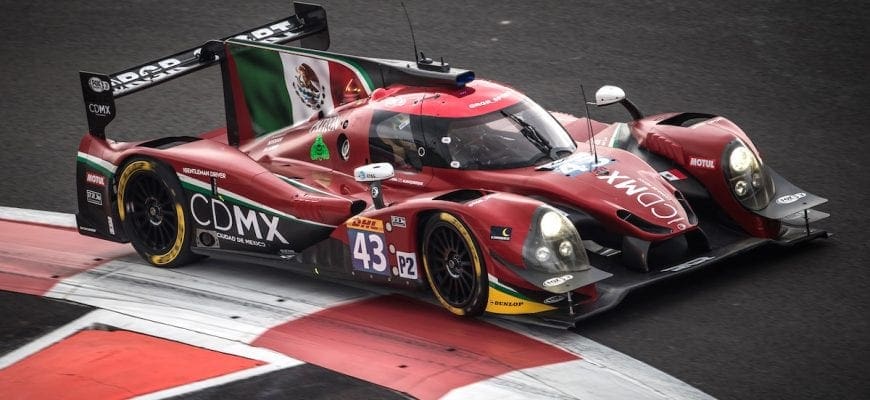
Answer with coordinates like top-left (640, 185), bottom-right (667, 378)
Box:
top-left (75, 2), bottom-right (829, 327)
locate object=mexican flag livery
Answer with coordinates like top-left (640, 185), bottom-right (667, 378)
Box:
top-left (226, 40), bottom-right (374, 142)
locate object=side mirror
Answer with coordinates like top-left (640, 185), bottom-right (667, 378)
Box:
top-left (594, 85), bottom-right (626, 106)
top-left (592, 85), bottom-right (643, 120)
top-left (354, 163), bottom-right (395, 209)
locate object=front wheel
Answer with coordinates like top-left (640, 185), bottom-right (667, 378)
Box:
top-left (117, 158), bottom-right (197, 268)
top-left (421, 212), bottom-right (488, 317)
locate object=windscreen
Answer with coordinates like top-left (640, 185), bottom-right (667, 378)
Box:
top-left (428, 100), bottom-right (576, 170)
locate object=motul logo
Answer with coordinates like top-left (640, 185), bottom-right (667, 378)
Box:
top-left (689, 157), bottom-right (715, 169)
top-left (85, 171), bottom-right (106, 187)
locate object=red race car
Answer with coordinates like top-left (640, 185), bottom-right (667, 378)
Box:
top-left (75, 3), bottom-right (829, 326)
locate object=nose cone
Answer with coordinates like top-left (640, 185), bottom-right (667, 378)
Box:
top-left (532, 151), bottom-right (694, 239)
top-left (591, 168), bottom-right (692, 236)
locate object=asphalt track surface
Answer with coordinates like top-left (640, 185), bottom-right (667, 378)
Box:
top-left (1, 0), bottom-right (868, 399)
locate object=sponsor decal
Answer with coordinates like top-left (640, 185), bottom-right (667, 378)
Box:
top-left (85, 171), bottom-right (106, 187)
top-left (88, 77), bottom-right (110, 93)
top-left (292, 63), bottom-right (326, 110)
top-left (370, 185), bottom-right (380, 199)
top-left (554, 154), bottom-right (612, 177)
top-left (232, 20), bottom-right (297, 43)
top-left (490, 300), bottom-right (524, 307)
top-left (87, 103), bottom-right (112, 117)
top-left (86, 190), bottom-right (103, 206)
top-left (661, 256), bottom-right (715, 273)
top-left (689, 157), bottom-right (716, 169)
top-left (468, 91), bottom-right (511, 109)
top-left (79, 225), bottom-right (97, 233)
top-left (383, 97), bottom-right (406, 108)
top-left (106, 216), bottom-right (115, 235)
top-left (390, 216), bottom-right (407, 228)
top-left (776, 192), bottom-right (807, 205)
top-left (182, 167), bottom-right (226, 179)
top-left (189, 193), bottom-right (288, 244)
top-left (310, 135), bottom-right (330, 160)
top-left (543, 274), bottom-right (574, 287)
top-left (486, 280), bottom-right (557, 314)
top-left (543, 295), bottom-right (565, 305)
top-left (396, 251), bottom-right (418, 279)
top-left (598, 170), bottom-right (687, 229)
top-left (467, 196), bottom-right (491, 207)
top-left (538, 152), bottom-right (611, 176)
top-left (659, 169), bottom-right (687, 181)
top-left (112, 58), bottom-right (192, 94)
top-left (265, 135), bottom-right (285, 152)
top-left (215, 231), bottom-right (266, 248)
top-left (346, 216), bottom-right (385, 233)
top-left (340, 138), bottom-right (351, 160)
top-left (392, 177), bottom-right (424, 186)
top-left (490, 226), bottom-right (512, 241)
top-left (309, 117), bottom-right (342, 134)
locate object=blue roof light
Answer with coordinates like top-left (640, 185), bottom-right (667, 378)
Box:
top-left (456, 71), bottom-right (475, 86)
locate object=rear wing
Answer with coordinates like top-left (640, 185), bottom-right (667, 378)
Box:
top-left (80, 2), bottom-right (329, 139)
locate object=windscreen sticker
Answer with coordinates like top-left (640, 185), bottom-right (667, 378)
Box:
top-left (539, 152), bottom-right (612, 177)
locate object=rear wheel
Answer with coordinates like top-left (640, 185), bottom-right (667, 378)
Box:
top-left (117, 158), bottom-right (197, 268)
top-left (422, 212), bottom-right (488, 316)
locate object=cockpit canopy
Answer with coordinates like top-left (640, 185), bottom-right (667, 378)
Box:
top-left (369, 98), bottom-right (577, 171)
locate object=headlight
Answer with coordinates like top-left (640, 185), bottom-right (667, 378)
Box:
top-left (535, 247), bottom-right (552, 262)
top-left (722, 140), bottom-right (775, 210)
top-left (540, 211), bottom-right (565, 237)
top-left (558, 240), bottom-right (573, 257)
top-left (734, 180), bottom-right (748, 196)
top-left (522, 206), bottom-right (590, 274)
top-left (729, 146), bottom-right (754, 173)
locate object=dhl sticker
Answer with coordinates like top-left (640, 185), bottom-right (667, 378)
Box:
top-left (346, 216), bottom-right (385, 233)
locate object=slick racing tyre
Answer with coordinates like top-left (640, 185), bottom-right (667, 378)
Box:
top-left (117, 158), bottom-right (197, 268)
top-left (422, 212), bottom-right (488, 317)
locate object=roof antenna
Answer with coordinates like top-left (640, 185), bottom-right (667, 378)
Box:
top-left (580, 81), bottom-right (599, 165)
top-left (400, 2), bottom-right (420, 63)
top-left (400, 2), bottom-right (450, 72)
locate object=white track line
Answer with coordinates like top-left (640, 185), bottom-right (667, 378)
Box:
top-left (1, 206), bottom-right (714, 400)
top-left (0, 206), bottom-right (76, 228)
top-left (0, 309), bottom-right (302, 399)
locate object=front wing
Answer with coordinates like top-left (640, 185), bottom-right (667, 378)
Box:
top-left (497, 215), bottom-right (830, 328)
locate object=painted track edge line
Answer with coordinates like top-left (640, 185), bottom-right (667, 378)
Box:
top-left (0, 206), bottom-right (76, 229)
top-left (0, 309), bottom-right (304, 399)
